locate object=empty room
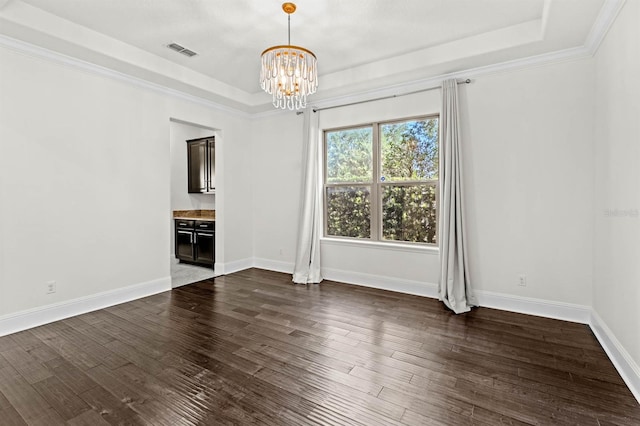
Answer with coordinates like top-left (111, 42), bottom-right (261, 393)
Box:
top-left (0, 0), bottom-right (639, 424)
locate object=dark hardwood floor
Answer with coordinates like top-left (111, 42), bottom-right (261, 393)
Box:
top-left (0, 268), bottom-right (638, 425)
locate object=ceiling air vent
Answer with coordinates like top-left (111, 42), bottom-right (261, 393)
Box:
top-left (167, 42), bottom-right (198, 57)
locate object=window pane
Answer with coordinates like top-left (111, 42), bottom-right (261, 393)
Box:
top-left (326, 186), bottom-right (371, 238)
top-left (382, 184), bottom-right (437, 243)
top-left (326, 127), bottom-right (373, 183)
top-left (380, 118), bottom-right (438, 181)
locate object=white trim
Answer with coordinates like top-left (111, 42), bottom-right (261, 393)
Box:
top-left (1, 257), bottom-right (637, 405)
top-left (0, 34), bottom-right (251, 119)
top-left (317, 266), bottom-right (590, 324)
top-left (584, 0), bottom-right (627, 54)
top-left (590, 310), bottom-right (640, 404)
top-left (0, 0), bottom-right (623, 120)
top-left (251, 106), bottom-right (304, 120)
top-left (169, 117), bottom-right (219, 131)
top-left (253, 260), bottom-right (638, 404)
top-left (475, 290), bottom-right (591, 324)
top-left (250, 260), bottom-right (590, 325)
top-left (217, 258), bottom-right (254, 275)
top-left (320, 237), bottom-right (439, 255)
top-left (253, 258), bottom-right (295, 274)
top-left (0, 277), bottom-right (170, 337)
top-left (321, 266), bottom-right (439, 299)
top-left (309, 46), bottom-right (591, 114)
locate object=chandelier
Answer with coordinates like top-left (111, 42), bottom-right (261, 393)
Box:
top-left (260, 2), bottom-right (318, 110)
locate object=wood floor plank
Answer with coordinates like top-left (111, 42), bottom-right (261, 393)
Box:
top-left (400, 409), bottom-right (454, 426)
top-left (110, 362), bottom-right (212, 424)
top-left (468, 404), bottom-right (533, 425)
top-left (62, 317), bottom-right (116, 347)
top-left (0, 364), bottom-right (65, 425)
top-left (255, 366), bottom-right (404, 423)
top-left (78, 385), bottom-right (146, 426)
top-left (157, 352), bottom-right (320, 425)
top-left (0, 346), bottom-right (53, 385)
top-left (66, 409), bottom-right (112, 426)
top-left (31, 375), bottom-right (89, 420)
top-left (9, 330), bottom-right (44, 352)
top-left (0, 389), bottom-right (28, 426)
top-left (30, 325), bottom-right (102, 372)
top-left (42, 358), bottom-right (99, 395)
top-left (159, 338), bottom-right (323, 425)
top-left (84, 364), bottom-right (190, 426)
top-left (0, 268), bottom-right (636, 425)
top-left (378, 386), bottom-right (475, 425)
top-left (454, 377), bottom-right (599, 425)
top-left (0, 335), bottom-right (21, 353)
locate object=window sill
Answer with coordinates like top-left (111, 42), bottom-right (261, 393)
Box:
top-left (320, 237), bottom-right (439, 255)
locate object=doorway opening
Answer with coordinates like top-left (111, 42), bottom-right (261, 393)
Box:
top-left (169, 118), bottom-right (220, 288)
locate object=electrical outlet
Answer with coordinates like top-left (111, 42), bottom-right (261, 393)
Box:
top-left (279, 248), bottom-right (284, 256)
top-left (518, 274), bottom-right (527, 287)
top-left (46, 280), bottom-right (56, 294)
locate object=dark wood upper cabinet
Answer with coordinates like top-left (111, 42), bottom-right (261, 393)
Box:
top-left (187, 136), bottom-right (215, 194)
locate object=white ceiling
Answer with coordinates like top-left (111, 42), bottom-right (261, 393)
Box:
top-left (0, 0), bottom-right (611, 113)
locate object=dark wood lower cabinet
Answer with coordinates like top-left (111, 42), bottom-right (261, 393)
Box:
top-left (194, 231), bottom-right (214, 264)
top-left (175, 229), bottom-right (195, 259)
top-left (175, 220), bottom-right (214, 268)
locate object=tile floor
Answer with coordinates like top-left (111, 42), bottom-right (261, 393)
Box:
top-left (170, 259), bottom-right (215, 288)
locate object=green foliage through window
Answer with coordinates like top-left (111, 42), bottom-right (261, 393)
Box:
top-left (382, 185), bottom-right (436, 244)
top-left (326, 127), bottom-right (373, 183)
top-left (324, 116), bottom-right (439, 244)
top-left (326, 186), bottom-right (371, 238)
top-left (381, 119), bottom-right (438, 181)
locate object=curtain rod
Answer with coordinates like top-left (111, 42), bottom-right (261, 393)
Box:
top-left (295, 78), bottom-right (471, 115)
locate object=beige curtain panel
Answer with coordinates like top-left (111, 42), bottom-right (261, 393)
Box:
top-left (293, 107), bottom-right (323, 284)
top-left (438, 79), bottom-right (477, 313)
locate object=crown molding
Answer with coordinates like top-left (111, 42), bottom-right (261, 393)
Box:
top-left (300, 45), bottom-right (591, 115)
top-left (261, 0), bottom-right (624, 117)
top-left (0, 0), bottom-right (625, 120)
top-left (585, 0), bottom-right (626, 54)
top-left (0, 33), bottom-right (252, 119)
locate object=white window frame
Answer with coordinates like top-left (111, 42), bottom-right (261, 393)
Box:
top-left (322, 114), bottom-right (439, 247)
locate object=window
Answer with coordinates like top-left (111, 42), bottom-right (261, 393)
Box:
top-left (323, 116), bottom-right (439, 245)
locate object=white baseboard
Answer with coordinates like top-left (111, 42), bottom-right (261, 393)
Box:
top-left (256, 261), bottom-right (637, 403)
top-left (253, 258), bottom-right (295, 274)
top-left (0, 277), bottom-right (171, 337)
top-left (3, 257), bottom-right (636, 405)
top-left (590, 310), bottom-right (640, 404)
top-left (474, 290), bottom-right (591, 324)
top-left (321, 266), bottom-right (439, 299)
top-left (318, 269), bottom-right (588, 325)
top-left (218, 258), bottom-right (254, 275)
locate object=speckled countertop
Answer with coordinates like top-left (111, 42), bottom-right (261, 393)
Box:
top-left (173, 209), bottom-right (215, 221)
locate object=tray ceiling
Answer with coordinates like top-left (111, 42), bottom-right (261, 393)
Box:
top-left (0, 0), bottom-right (610, 113)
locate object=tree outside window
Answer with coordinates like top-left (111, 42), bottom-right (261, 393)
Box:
top-left (324, 116), bottom-right (439, 245)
